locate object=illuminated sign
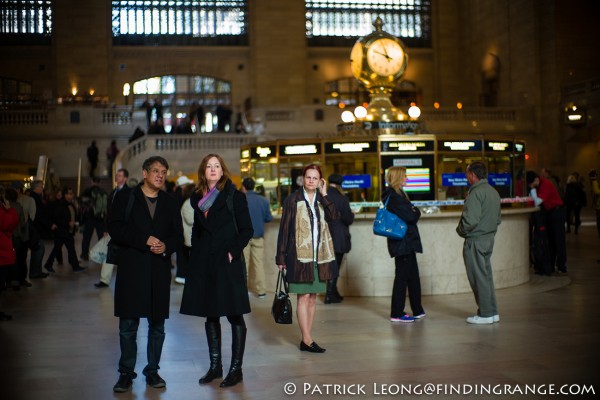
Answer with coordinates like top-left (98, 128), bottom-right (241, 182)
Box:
top-left (363, 121), bottom-right (420, 131)
top-left (250, 145), bottom-right (276, 158)
top-left (515, 143), bottom-right (525, 153)
top-left (438, 140), bottom-right (482, 151)
top-left (486, 141), bottom-right (513, 152)
top-left (241, 149), bottom-right (250, 159)
top-left (380, 140), bottom-right (434, 152)
top-left (341, 175), bottom-right (371, 189)
top-left (279, 144), bottom-right (321, 155)
top-left (325, 142), bottom-right (376, 154)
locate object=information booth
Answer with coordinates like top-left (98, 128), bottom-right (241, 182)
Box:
top-left (241, 135), bottom-right (526, 209)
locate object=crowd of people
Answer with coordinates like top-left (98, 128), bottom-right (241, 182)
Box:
top-left (1, 156), bottom-right (599, 393)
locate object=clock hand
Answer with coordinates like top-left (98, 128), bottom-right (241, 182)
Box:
top-left (374, 50), bottom-right (393, 61)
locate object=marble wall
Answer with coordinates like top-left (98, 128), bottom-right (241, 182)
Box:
top-left (257, 208), bottom-right (532, 297)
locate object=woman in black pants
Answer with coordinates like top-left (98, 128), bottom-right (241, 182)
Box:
top-left (382, 167), bottom-right (426, 323)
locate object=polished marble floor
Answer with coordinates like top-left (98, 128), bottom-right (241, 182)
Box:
top-left (1, 211), bottom-right (599, 400)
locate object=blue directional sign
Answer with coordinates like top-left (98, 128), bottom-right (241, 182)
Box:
top-left (341, 174), bottom-right (371, 189)
top-left (442, 173), bottom-right (468, 186)
top-left (488, 173), bottom-right (512, 186)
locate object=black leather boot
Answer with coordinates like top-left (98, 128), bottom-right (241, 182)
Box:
top-left (324, 280), bottom-right (342, 304)
top-left (199, 321), bottom-right (222, 384)
top-left (220, 325), bottom-right (246, 387)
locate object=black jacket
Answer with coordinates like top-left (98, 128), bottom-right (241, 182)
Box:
top-left (108, 185), bottom-right (183, 320)
top-left (382, 188), bottom-right (423, 258)
top-left (180, 180), bottom-right (253, 317)
top-left (326, 186), bottom-right (354, 254)
top-left (50, 199), bottom-right (76, 238)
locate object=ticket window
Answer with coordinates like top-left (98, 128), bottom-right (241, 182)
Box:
top-left (325, 154), bottom-right (380, 203)
top-left (485, 155), bottom-right (513, 198)
top-left (250, 159), bottom-right (279, 208)
top-left (437, 155), bottom-right (475, 200)
top-left (277, 156), bottom-right (322, 208)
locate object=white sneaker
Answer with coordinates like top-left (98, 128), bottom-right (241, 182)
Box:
top-left (493, 314), bottom-right (500, 323)
top-left (466, 315), bottom-right (494, 324)
top-left (174, 277), bottom-right (185, 284)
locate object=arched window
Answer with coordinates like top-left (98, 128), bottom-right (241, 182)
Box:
top-left (0, 0), bottom-right (52, 45)
top-left (112, 0), bottom-right (248, 46)
top-left (306, 0), bottom-right (431, 47)
top-left (133, 75), bottom-right (232, 134)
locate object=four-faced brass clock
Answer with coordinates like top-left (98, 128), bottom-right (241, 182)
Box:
top-left (350, 18), bottom-right (408, 90)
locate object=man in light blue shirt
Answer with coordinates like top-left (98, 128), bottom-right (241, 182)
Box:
top-left (242, 178), bottom-right (272, 297)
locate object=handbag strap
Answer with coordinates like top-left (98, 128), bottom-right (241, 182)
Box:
top-left (276, 270), bottom-right (289, 294)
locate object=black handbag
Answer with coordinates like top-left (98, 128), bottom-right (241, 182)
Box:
top-left (272, 271), bottom-right (293, 324)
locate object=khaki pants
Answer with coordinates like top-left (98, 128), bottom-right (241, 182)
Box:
top-left (243, 237), bottom-right (267, 295)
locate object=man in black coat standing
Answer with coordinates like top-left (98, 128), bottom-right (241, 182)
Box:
top-left (325, 174), bottom-right (354, 303)
top-left (108, 156), bottom-right (183, 393)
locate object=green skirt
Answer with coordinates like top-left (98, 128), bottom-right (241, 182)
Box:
top-left (288, 263), bottom-right (327, 294)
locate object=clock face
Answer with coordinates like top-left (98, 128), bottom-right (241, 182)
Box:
top-left (366, 38), bottom-right (405, 77)
top-left (350, 42), bottom-right (364, 79)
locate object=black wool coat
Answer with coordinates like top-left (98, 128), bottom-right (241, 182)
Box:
top-left (180, 180), bottom-right (253, 317)
top-left (382, 188), bottom-right (423, 258)
top-left (326, 187), bottom-right (354, 254)
top-left (108, 185), bottom-right (183, 320)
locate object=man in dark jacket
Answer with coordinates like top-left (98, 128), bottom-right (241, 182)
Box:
top-left (324, 174), bottom-right (354, 303)
top-left (108, 156), bottom-right (183, 393)
top-left (44, 188), bottom-right (83, 272)
top-left (80, 176), bottom-right (108, 261)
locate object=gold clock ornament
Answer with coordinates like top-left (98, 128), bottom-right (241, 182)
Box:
top-left (349, 17), bottom-right (408, 90)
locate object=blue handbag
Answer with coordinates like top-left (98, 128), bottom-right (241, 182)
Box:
top-left (373, 195), bottom-right (408, 239)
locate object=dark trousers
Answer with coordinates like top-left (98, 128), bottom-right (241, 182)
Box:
top-left (81, 217), bottom-right (106, 258)
top-left (565, 205), bottom-right (582, 231)
top-left (546, 206), bottom-right (567, 271)
top-left (118, 318), bottom-right (166, 378)
top-left (45, 235), bottom-right (80, 270)
top-left (391, 252), bottom-right (424, 318)
top-left (176, 245), bottom-right (191, 279)
top-left (11, 238), bottom-right (27, 282)
top-left (0, 267), bottom-right (8, 293)
top-left (26, 239), bottom-right (45, 277)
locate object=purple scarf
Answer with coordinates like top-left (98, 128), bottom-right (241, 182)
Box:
top-left (197, 186), bottom-right (220, 212)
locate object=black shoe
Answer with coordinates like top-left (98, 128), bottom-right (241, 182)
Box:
top-left (94, 281), bottom-right (109, 288)
top-left (72, 266), bottom-right (86, 273)
top-left (19, 280), bottom-right (32, 287)
top-left (113, 373), bottom-right (132, 393)
top-left (299, 341), bottom-right (326, 353)
top-left (11, 284), bottom-right (20, 291)
top-left (324, 294), bottom-right (342, 304)
top-left (30, 273), bottom-right (49, 279)
top-left (80, 255), bottom-right (89, 262)
top-left (0, 312), bottom-right (13, 321)
top-left (146, 372), bottom-right (166, 388)
top-left (44, 266), bottom-right (55, 273)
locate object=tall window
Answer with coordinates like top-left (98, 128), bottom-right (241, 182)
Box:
top-left (0, 77), bottom-right (32, 105)
top-left (112, 1), bottom-right (248, 46)
top-left (0, 0), bottom-right (52, 45)
top-left (306, 0), bottom-right (431, 47)
top-left (133, 75), bottom-right (232, 134)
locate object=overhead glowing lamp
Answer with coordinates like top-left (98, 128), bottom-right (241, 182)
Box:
top-left (408, 105), bottom-right (421, 119)
top-left (341, 110), bottom-right (356, 123)
top-left (71, 87), bottom-right (78, 96)
top-left (354, 106), bottom-right (367, 120)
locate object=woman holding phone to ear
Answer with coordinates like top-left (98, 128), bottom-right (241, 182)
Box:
top-left (276, 164), bottom-right (339, 353)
